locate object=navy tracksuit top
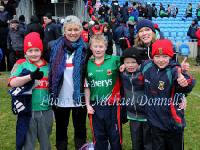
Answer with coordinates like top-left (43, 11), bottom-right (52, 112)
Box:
top-left (141, 60), bottom-right (195, 132)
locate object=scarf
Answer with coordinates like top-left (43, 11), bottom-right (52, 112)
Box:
top-left (49, 36), bottom-right (86, 105)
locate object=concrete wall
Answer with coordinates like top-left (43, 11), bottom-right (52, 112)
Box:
top-left (15, 0), bottom-right (33, 23)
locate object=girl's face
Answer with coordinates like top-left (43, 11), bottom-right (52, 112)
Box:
top-left (64, 24), bottom-right (82, 42)
top-left (90, 40), bottom-right (106, 59)
top-left (124, 58), bottom-right (139, 73)
top-left (103, 26), bottom-right (108, 32)
top-left (138, 27), bottom-right (153, 46)
top-left (25, 48), bottom-right (42, 63)
top-left (153, 55), bottom-right (171, 69)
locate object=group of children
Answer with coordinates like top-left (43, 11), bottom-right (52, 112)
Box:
top-left (85, 34), bottom-right (195, 150)
top-left (8, 31), bottom-right (195, 150)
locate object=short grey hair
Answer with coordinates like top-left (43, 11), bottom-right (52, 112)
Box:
top-left (63, 15), bottom-right (82, 31)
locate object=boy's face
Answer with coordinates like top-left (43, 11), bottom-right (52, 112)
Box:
top-left (90, 40), bottom-right (106, 59)
top-left (43, 16), bottom-right (51, 25)
top-left (138, 27), bottom-right (153, 45)
top-left (153, 55), bottom-right (170, 69)
top-left (25, 48), bottom-right (42, 63)
top-left (124, 57), bottom-right (139, 73)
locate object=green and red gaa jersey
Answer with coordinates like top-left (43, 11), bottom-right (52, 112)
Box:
top-left (9, 58), bottom-right (50, 111)
top-left (86, 55), bottom-right (121, 103)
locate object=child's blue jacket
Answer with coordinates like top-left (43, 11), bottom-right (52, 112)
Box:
top-left (141, 60), bottom-right (195, 132)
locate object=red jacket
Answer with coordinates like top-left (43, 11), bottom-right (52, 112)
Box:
top-left (81, 30), bottom-right (89, 43)
top-left (195, 28), bottom-right (200, 46)
top-left (91, 25), bottom-right (103, 35)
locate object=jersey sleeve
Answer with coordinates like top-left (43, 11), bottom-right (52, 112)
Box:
top-left (9, 59), bottom-right (25, 83)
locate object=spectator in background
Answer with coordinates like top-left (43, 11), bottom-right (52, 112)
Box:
top-left (195, 27), bottom-right (200, 66)
top-left (113, 18), bottom-right (130, 56)
top-left (102, 23), bottom-right (113, 55)
top-left (1, 0), bottom-right (16, 20)
top-left (171, 4), bottom-right (178, 18)
top-left (187, 19), bottom-right (199, 39)
top-left (159, 3), bottom-right (168, 18)
top-left (121, 1), bottom-right (129, 23)
top-left (25, 15), bottom-right (44, 40)
top-left (167, 4), bottom-right (171, 17)
top-left (130, 2), bottom-right (139, 21)
top-left (185, 3), bottom-right (192, 18)
top-left (7, 19), bottom-right (25, 68)
top-left (152, 3), bottom-right (157, 18)
top-left (127, 16), bottom-right (136, 46)
top-left (90, 20), bottom-right (103, 36)
top-left (145, 2), bottom-right (153, 20)
top-left (137, 2), bottom-right (145, 17)
top-left (196, 3), bottom-right (200, 21)
top-left (81, 21), bottom-right (89, 43)
top-left (18, 15), bottom-right (26, 30)
top-left (0, 4), bottom-right (10, 71)
top-left (109, 16), bottom-right (119, 32)
top-left (94, 0), bottom-right (101, 12)
top-left (111, 0), bottom-right (120, 17)
top-left (43, 13), bottom-right (62, 62)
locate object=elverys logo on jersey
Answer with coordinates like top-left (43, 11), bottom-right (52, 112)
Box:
top-left (90, 79), bottom-right (112, 87)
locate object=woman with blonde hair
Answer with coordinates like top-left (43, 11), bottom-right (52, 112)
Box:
top-left (134, 19), bottom-right (157, 60)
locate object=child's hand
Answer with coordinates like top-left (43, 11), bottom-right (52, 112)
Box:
top-left (30, 68), bottom-right (43, 80)
top-left (177, 68), bottom-right (188, 87)
top-left (119, 64), bottom-right (125, 72)
top-left (86, 104), bottom-right (95, 114)
top-left (178, 97), bottom-right (187, 110)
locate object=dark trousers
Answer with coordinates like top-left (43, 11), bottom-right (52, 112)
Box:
top-left (152, 127), bottom-right (184, 150)
top-left (92, 105), bottom-right (121, 150)
top-left (0, 46), bottom-right (11, 71)
top-left (9, 51), bottom-right (24, 69)
top-left (16, 114), bottom-right (31, 150)
top-left (130, 120), bottom-right (152, 150)
top-left (196, 46), bottom-right (200, 63)
top-left (53, 106), bottom-right (87, 150)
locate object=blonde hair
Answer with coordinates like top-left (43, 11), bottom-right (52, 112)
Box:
top-left (89, 34), bottom-right (108, 47)
top-left (134, 32), bottom-right (156, 47)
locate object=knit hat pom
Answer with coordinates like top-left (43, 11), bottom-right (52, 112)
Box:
top-left (24, 32), bottom-right (43, 53)
top-left (152, 39), bottom-right (174, 58)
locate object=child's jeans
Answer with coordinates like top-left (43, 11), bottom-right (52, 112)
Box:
top-left (23, 109), bottom-right (53, 150)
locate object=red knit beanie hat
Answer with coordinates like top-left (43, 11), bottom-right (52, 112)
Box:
top-left (24, 32), bottom-right (43, 53)
top-left (152, 39), bottom-right (174, 58)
